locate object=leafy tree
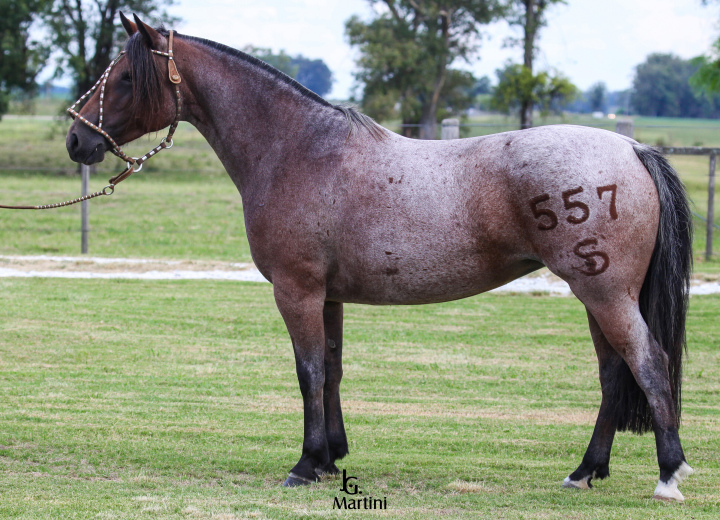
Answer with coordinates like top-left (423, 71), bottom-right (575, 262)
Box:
top-left (632, 53), bottom-right (719, 118)
top-left (501, 0), bottom-right (566, 128)
top-left (587, 81), bottom-right (606, 112)
top-left (243, 47), bottom-right (334, 97)
top-left (41, 1), bottom-right (178, 100)
top-left (293, 56), bottom-right (333, 97)
top-left (691, 1), bottom-right (720, 95)
top-left (346, 0), bottom-right (505, 139)
top-left (0, 0), bottom-right (49, 118)
top-left (490, 62), bottom-right (577, 120)
top-left (243, 46), bottom-right (296, 76)
top-left (473, 75), bottom-right (492, 95)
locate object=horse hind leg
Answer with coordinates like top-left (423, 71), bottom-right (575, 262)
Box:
top-left (575, 295), bottom-right (692, 501)
top-left (563, 309), bottom-right (619, 490)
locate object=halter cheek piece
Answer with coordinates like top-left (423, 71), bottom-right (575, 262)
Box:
top-left (0, 30), bottom-right (182, 210)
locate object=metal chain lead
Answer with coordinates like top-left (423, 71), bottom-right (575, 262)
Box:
top-left (0, 31), bottom-right (182, 210)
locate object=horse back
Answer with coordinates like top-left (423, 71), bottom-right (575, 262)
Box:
top-left (249, 125), bottom-right (657, 305)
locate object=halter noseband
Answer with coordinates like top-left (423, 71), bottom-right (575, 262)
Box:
top-left (67, 29), bottom-right (183, 187)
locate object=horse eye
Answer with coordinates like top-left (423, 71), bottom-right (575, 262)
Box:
top-left (121, 71), bottom-right (132, 83)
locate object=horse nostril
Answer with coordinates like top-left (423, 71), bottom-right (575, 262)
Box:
top-left (69, 132), bottom-right (79, 152)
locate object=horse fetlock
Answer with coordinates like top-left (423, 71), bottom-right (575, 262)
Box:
top-left (568, 460), bottom-right (609, 486)
top-left (316, 462), bottom-right (341, 477)
top-left (327, 436), bottom-right (349, 460)
top-left (653, 462), bottom-right (694, 503)
top-left (562, 474), bottom-right (593, 490)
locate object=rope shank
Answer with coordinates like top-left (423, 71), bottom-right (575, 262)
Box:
top-left (0, 185), bottom-right (115, 210)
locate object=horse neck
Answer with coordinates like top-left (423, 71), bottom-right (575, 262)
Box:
top-left (179, 41), bottom-right (343, 193)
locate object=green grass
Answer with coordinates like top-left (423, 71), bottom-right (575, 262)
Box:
top-left (0, 279), bottom-right (718, 518)
top-left (0, 115), bottom-right (718, 269)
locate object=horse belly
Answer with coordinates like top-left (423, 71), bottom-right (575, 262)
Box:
top-left (326, 218), bottom-right (535, 305)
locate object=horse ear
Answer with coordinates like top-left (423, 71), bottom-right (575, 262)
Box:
top-left (133, 14), bottom-right (163, 49)
top-left (119, 12), bottom-right (137, 37)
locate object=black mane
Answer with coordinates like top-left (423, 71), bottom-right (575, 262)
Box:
top-left (125, 30), bottom-right (386, 140)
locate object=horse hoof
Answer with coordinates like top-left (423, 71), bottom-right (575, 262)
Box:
top-left (652, 462), bottom-right (693, 503)
top-left (562, 475), bottom-right (591, 490)
top-left (282, 472), bottom-right (314, 487)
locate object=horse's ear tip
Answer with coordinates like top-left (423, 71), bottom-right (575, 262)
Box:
top-left (132, 13), bottom-right (148, 28)
top-left (120, 11), bottom-right (138, 36)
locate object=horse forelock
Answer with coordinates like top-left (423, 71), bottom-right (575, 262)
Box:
top-left (125, 32), bottom-right (164, 119)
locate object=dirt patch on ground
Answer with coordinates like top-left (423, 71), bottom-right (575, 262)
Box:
top-left (0, 255), bottom-right (254, 273)
top-left (1, 255), bottom-right (717, 294)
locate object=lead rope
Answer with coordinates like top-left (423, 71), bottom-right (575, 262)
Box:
top-left (0, 30), bottom-right (182, 210)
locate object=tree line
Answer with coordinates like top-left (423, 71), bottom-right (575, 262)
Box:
top-left (3, 1), bottom-right (720, 131)
top-left (0, 0), bottom-right (333, 120)
top-left (346, 0), bottom-right (574, 138)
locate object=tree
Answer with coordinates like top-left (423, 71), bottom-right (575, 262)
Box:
top-left (691, 0), bottom-right (720, 95)
top-left (243, 47), bottom-right (334, 97)
top-left (346, 0), bottom-right (505, 139)
top-left (490, 62), bottom-right (577, 120)
top-left (293, 56), bottom-right (333, 98)
top-left (245, 47), bottom-right (334, 98)
top-left (587, 81), bottom-right (606, 113)
top-left (0, 0), bottom-right (49, 118)
top-left (632, 53), bottom-right (719, 118)
top-left (243, 46), bottom-right (296, 76)
top-left (473, 75), bottom-right (492, 95)
top-left (41, 1), bottom-right (178, 100)
top-left (502, 0), bottom-right (566, 128)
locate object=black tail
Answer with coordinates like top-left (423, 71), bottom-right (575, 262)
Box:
top-left (608, 144), bottom-right (693, 433)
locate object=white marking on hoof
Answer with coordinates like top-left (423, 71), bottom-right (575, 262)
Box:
top-left (562, 475), bottom-right (591, 490)
top-left (653, 462), bottom-right (694, 503)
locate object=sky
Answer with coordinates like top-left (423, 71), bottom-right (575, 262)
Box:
top-left (168, 0), bottom-right (718, 99)
top-left (62, 0), bottom-right (720, 99)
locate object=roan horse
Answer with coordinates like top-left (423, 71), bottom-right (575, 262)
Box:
top-left (65, 14), bottom-right (694, 501)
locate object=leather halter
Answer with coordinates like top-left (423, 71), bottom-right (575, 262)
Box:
top-left (67, 30), bottom-right (183, 186)
top-left (0, 31), bottom-right (182, 210)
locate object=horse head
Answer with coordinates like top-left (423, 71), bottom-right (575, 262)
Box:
top-left (66, 13), bottom-right (180, 166)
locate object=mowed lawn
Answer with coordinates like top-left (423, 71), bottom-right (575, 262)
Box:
top-left (0, 279), bottom-right (718, 519)
top-left (0, 114), bottom-right (719, 518)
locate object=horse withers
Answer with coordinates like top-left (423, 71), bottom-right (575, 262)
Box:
top-left (64, 13), bottom-right (694, 501)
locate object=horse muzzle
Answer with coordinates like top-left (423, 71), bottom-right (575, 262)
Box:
top-left (66, 122), bottom-right (108, 165)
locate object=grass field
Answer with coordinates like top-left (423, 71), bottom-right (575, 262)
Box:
top-left (0, 114), bottom-right (718, 518)
top-left (0, 279), bottom-right (718, 519)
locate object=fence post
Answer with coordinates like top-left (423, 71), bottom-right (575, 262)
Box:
top-left (441, 119), bottom-right (460, 140)
top-left (615, 119), bottom-right (634, 138)
top-left (81, 164), bottom-right (90, 254)
top-left (708, 153), bottom-right (717, 262)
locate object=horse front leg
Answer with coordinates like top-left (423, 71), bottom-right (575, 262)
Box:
top-left (321, 301), bottom-right (348, 475)
top-left (274, 282), bottom-right (330, 486)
